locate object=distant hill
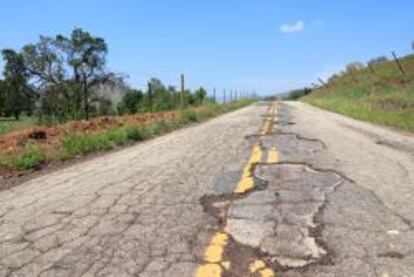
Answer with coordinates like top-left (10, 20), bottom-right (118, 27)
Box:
top-left (302, 53), bottom-right (414, 132)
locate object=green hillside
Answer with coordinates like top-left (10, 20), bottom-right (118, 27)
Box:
top-left (302, 54), bottom-right (414, 132)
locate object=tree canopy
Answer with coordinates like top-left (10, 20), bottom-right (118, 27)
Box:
top-left (0, 27), bottom-right (218, 122)
top-left (1, 49), bottom-right (35, 119)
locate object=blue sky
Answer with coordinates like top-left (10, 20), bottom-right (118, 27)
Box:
top-left (0, 1), bottom-right (413, 96)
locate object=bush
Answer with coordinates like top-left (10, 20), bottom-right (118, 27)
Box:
top-left (125, 126), bottom-right (149, 141)
top-left (15, 146), bottom-right (46, 170)
top-left (106, 128), bottom-right (130, 146)
top-left (179, 109), bottom-right (199, 123)
top-left (62, 133), bottom-right (112, 157)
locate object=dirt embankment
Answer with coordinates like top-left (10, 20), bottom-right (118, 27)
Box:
top-left (0, 111), bottom-right (176, 156)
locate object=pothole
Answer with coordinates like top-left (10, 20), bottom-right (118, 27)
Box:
top-left (201, 163), bottom-right (346, 272)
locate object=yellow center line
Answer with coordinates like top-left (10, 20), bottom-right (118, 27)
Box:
top-left (234, 144), bottom-right (263, 194)
top-left (267, 147), bottom-right (279, 163)
top-left (195, 103), bottom-right (278, 277)
top-left (249, 259), bottom-right (275, 277)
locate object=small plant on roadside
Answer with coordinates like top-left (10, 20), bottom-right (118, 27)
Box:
top-left (179, 109), bottom-right (199, 123)
top-left (125, 126), bottom-right (149, 141)
top-left (106, 128), bottom-right (131, 146)
top-left (14, 146), bottom-right (46, 170)
top-left (62, 133), bottom-right (112, 157)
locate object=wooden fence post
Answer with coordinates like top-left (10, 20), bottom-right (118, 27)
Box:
top-left (180, 74), bottom-right (185, 108)
top-left (392, 51), bottom-right (406, 76)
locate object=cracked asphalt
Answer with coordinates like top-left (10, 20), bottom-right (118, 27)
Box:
top-left (1, 101), bottom-right (414, 276)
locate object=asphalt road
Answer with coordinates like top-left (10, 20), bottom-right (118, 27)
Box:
top-left (0, 102), bottom-right (413, 276)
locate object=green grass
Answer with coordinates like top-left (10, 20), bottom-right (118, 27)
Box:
top-left (0, 145), bottom-right (48, 170)
top-left (15, 146), bottom-right (46, 170)
top-left (302, 54), bottom-right (414, 133)
top-left (0, 116), bottom-right (38, 136)
top-left (61, 133), bottom-right (113, 157)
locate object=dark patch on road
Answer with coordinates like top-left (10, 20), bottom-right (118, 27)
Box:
top-left (274, 120), bottom-right (295, 126)
top-left (340, 122), bottom-right (414, 155)
top-left (375, 139), bottom-right (414, 156)
top-left (377, 251), bottom-right (405, 259)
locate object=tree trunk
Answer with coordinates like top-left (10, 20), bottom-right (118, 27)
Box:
top-left (83, 81), bottom-right (89, 120)
top-left (12, 83), bottom-right (20, 120)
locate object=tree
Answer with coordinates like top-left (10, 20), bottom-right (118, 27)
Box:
top-left (21, 28), bottom-right (120, 120)
top-left (146, 78), bottom-right (172, 111)
top-left (193, 87), bottom-right (207, 105)
top-left (0, 80), bottom-right (5, 115)
top-left (1, 49), bottom-right (35, 120)
top-left (118, 89), bottom-right (143, 114)
top-left (368, 56), bottom-right (388, 66)
top-left (346, 61), bottom-right (364, 72)
top-left (21, 36), bottom-right (70, 120)
top-left (55, 28), bottom-right (118, 120)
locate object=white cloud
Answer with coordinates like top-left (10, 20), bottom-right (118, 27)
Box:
top-left (279, 20), bottom-right (305, 34)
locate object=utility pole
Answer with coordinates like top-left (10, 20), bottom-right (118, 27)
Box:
top-left (213, 88), bottom-right (216, 102)
top-left (180, 74), bottom-right (185, 108)
top-left (235, 90), bottom-right (238, 101)
top-left (230, 90), bottom-right (233, 103)
top-left (148, 81), bottom-right (153, 112)
top-left (223, 89), bottom-right (226, 104)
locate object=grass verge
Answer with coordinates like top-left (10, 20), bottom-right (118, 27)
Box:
top-left (302, 81), bottom-right (414, 132)
top-left (302, 54), bottom-right (414, 133)
top-left (0, 116), bottom-right (38, 136)
top-left (0, 100), bottom-right (255, 173)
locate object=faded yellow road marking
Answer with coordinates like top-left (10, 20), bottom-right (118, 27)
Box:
top-left (204, 232), bottom-right (228, 263)
top-left (260, 267), bottom-right (275, 277)
top-left (260, 103), bottom-right (277, 135)
top-left (267, 147), bottom-right (279, 163)
top-left (249, 260), bottom-right (266, 272)
top-left (221, 261), bottom-right (230, 270)
top-left (196, 103), bottom-right (278, 277)
top-left (196, 264), bottom-right (222, 277)
top-left (195, 232), bottom-right (229, 277)
top-left (234, 144), bottom-right (262, 194)
top-left (249, 259), bottom-right (275, 277)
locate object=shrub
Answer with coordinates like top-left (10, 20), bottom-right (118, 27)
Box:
top-left (15, 146), bottom-right (46, 170)
top-left (179, 109), bottom-right (199, 123)
top-left (62, 133), bottom-right (112, 157)
top-left (125, 126), bottom-right (150, 141)
top-left (106, 128), bottom-right (130, 146)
